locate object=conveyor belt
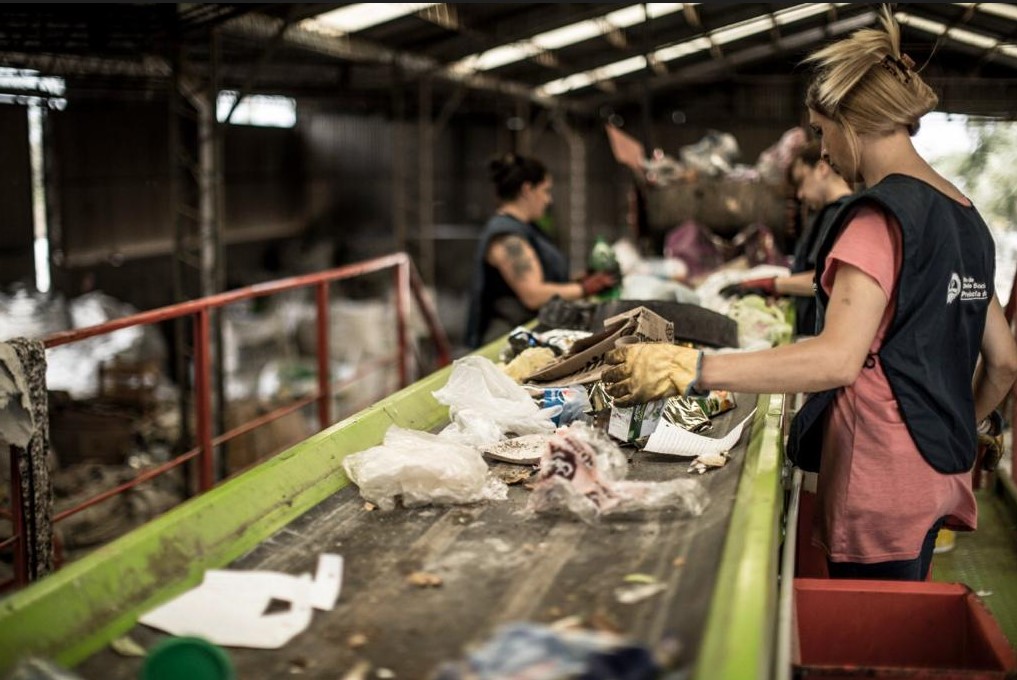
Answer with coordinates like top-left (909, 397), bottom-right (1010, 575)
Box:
top-left (76, 399), bottom-right (756, 679)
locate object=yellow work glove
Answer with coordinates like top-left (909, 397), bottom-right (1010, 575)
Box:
top-left (602, 342), bottom-right (705, 407)
top-left (977, 410), bottom-right (1004, 473)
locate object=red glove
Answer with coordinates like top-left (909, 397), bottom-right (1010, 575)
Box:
top-left (580, 271), bottom-right (618, 296)
top-left (720, 276), bottom-right (777, 298)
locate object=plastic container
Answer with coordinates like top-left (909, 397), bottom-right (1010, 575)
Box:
top-left (587, 236), bottom-right (621, 300)
top-left (141, 636), bottom-right (235, 680)
top-left (793, 579), bottom-right (1017, 679)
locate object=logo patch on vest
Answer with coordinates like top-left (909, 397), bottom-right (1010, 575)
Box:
top-left (947, 272), bottom-right (988, 304)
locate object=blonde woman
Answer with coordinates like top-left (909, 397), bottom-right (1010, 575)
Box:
top-left (603, 6), bottom-right (1017, 580)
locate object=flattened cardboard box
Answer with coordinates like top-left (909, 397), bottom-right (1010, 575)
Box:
top-left (522, 306), bottom-right (673, 387)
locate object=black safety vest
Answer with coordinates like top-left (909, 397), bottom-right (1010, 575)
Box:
top-left (788, 174), bottom-right (995, 474)
top-left (792, 195), bottom-right (852, 336)
top-left (464, 214), bottom-right (569, 348)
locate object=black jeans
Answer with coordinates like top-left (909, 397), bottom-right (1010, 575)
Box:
top-left (827, 518), bottom-right (946, 581)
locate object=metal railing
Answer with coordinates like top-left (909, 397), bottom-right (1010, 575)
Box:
top-left (2, 252), bottom-right (450, 589)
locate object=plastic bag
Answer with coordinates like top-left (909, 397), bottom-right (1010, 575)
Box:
top-left (434, 356), bottom-right (558, 446)
top-left (526, 422), bottom-right (708, 523)
top-left (342, 426), bottom-right (508, 511)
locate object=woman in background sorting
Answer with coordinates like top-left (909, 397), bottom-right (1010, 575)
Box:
top-left (465, 153), bottom-right (615, 348)
top-left (602, 6), bottom-right (1017, 581)
top-left (722, 141), bottom-right (855, 337)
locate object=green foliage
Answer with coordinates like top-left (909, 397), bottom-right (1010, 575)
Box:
top-left (938, 120), bottom-right (1017, 230)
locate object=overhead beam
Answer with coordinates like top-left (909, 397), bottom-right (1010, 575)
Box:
top-left (0, 51), bottom-right (171, 78)
top-left (584, 11), bottom-right (877, 109)
top-left (221, 12), bottom-right (590, 114)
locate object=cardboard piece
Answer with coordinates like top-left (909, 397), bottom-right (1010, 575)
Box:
top-left (605, 124), bottom-right (647, 175)
top-left (523, 307), bottom-right (673, 387)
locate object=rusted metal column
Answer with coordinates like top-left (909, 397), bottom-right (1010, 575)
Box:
top-left (193, 309), bottom-right (214, 492)
top-left (394, 261), bottom-right (411, 388)
top-left (418, 77), bottom-right (435, 287)
top-left (392, 64), bottom-right (408, 253)
top-left (552, 113), bottom-right (588, 272)
top-left (2, 339), bottom-right (54, 586)
top-left (315, 282), bottom-right (332, 430)
top-left (409, 264), bottom-right (451, 367)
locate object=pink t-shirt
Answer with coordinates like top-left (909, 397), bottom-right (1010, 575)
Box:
top-left (814, 206), bottom-right (977, 564)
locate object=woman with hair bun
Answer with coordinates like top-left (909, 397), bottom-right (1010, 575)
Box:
top-left (465, 153), bottom-right (616, 348)
top-left (602, 6), bottom-right (1017, 580)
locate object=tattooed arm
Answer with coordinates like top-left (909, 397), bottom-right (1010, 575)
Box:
top-left (486, 235), bottom-right (584, 309)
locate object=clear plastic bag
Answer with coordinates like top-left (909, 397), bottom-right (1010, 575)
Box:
top-left (434, 356), bottom-right (559, 446)
top-left (342, 426), bottom-right (508, 511)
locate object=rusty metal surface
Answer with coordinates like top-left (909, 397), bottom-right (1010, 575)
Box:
top-left (76, 400), bottom-right (755, 679)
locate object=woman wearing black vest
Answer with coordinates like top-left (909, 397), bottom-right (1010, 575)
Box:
top-left (465, 153), bottom-right (616, 348)
top-left (722, 141), bottom-right (854, 337)
top-left (602, 6), bottom-right (1017, 581)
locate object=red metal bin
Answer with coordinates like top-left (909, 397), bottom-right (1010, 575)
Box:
top-left (793, 578), bottom-right (1017, 679)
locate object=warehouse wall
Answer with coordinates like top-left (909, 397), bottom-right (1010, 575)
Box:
top-left (34, 96), bottom-right (629, 346)
top-left (297, 107), bottom-right (629, 293)
top-left (44, 99), bottom-right (306, 311)
top-left (49, 100), bottom-right (172, 261)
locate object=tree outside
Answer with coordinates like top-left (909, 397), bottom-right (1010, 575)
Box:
top-left (915, 113), bottom-right (1017, 305)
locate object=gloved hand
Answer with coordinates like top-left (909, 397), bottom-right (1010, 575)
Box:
top-left (719, 276), bottom-right (778, 298)
top-left (601, 342), bottom-right (705, 407)
top-left (977, 409), bottom-right (1004, 472)
top-left (580, 271), bottom-right (618, 297)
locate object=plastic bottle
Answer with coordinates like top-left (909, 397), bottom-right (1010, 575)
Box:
top-left (587, 236), bottom-right (621, 300)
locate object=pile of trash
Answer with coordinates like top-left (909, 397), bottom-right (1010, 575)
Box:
top-left (341, 303), bottom-right (767, 522)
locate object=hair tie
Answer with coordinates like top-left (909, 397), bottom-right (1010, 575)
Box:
top-left (879, 54), bottom-right (912, 84)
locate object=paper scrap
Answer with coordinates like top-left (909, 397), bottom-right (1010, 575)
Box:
top-left (643, 409), bottom-right (756, 458)
top-left (615, 582), bottom-right (667, 604)
top-left (309, 553), bottom-right (343, 611)
top-left (139, 553), bottom-right (342, 649)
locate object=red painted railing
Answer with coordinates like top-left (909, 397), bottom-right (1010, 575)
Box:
top-left (2, 252), bottom-right (450, 589)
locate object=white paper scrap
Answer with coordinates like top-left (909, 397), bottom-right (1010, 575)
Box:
top-left (310, 553), bottom-right (343, 611)
top-left (140, 569), bottom-right (314, 649)
top-left (139, 569), bottom-right (314, 649)
top-left (643, 409), bottom-right (756, 458)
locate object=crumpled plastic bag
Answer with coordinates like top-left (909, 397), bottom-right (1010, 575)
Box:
top-left (434, 356), bottom-right (559, 446)
top-left (526, 422), bottom-right (708, 523)
top-left (342, 426), bottom-right (508, 511)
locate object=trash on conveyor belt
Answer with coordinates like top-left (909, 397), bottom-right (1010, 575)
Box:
top-left (342, 426), bottom-right (509, 511)
top-left (526, 422), bottom-right (707, 523)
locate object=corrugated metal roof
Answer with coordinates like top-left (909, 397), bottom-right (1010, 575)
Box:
top-left (0, 3), bottom-right (1014, 117)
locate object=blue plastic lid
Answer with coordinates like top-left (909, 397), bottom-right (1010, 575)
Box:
top-left (141, 636), bottom-right (235, 680)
